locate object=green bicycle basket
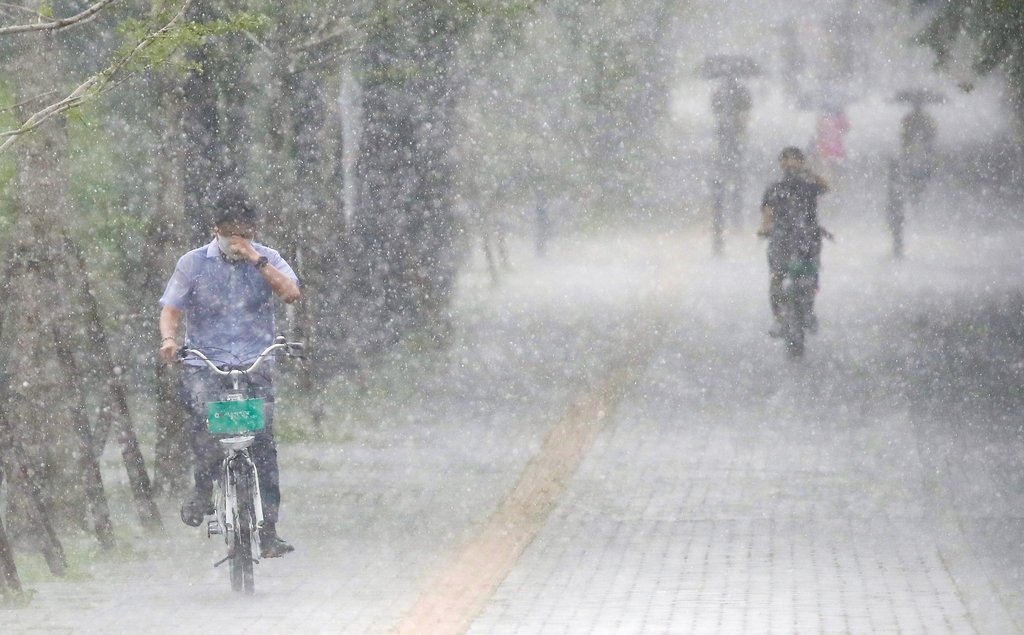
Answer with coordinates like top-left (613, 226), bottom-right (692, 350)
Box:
top-left (786, 258), bottom-right (817, 278)
top-left (207, 398), bottom-right (265, 435)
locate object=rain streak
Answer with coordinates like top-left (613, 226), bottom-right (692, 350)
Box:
top-left (2, 1), bottom-right (1024, 633)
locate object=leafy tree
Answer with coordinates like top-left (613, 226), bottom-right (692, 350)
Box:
top-left (454, 0), bottom-right (688, 227)
top-left (915, 0), bottom-right (1024, 132)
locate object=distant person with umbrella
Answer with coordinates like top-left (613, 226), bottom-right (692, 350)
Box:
top-left (887, 89), bottom-right (942, 258)
top-left (900, 100), bottom-right (938, 204)
top-left (702, 54), bottom-right (760, 254)
top-left (778, 20), bottom-right (806, 101)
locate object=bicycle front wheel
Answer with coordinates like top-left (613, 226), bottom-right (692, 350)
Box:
top-left (229, 466), bottom-right (256, 594)
top-left (782, 286), bottom-right (805, 360)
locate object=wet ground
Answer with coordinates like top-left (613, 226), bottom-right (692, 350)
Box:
top-left (4, 184), bottom-right (1024, 634)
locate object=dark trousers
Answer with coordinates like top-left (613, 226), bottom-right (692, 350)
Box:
top-left (179, 366), bottom-right (281, 523)
top-left (768, 237), bottom-right (821, 320)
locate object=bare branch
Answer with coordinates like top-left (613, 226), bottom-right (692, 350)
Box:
top-left (292, 22), bottom-right (357, 54)
top-left (0, 0), bottom-right (119, 36)
top-left (0, 88), bottom-right (61, 112)
top-left (0, 0), bottom-right (193, 155)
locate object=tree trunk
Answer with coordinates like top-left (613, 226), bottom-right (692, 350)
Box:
top-left (51, 321), bottom-right (116, 551)
top-left (4, 10), bottom-right (159, 539)
top-left (181, 32), bottom-right (222, 244)
top-left (0, 403), bottom-right (66, 577)
top-left (287, 70), bottom-right (352, 427)
top-left (4, 21), bottom-right (91, 539)
top-left (354, 8), bottom-right (462, 355)
top-left (0, 465), bottom-right (22, 593)
top-left (182, 5), bottom-right (253, 242)
top-left (144, 73), bottom-right (192, 497)
top-left (69, 245), bottom-right (161, 529)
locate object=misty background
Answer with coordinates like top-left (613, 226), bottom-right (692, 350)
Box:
top-left (2, 0), bottom-right (1024, 632)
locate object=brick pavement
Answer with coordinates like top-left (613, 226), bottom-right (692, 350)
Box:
top-left (468, 399), bottom-right (989, 634)
top-left (4, 225), bottom-right (1024, 634)
top-left (462, 225), bottom-right (1024, 634)
top-left (1, 235), bottom-right (662, 635)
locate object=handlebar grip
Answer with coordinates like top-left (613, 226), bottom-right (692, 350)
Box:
top-left (288, 342), bottom-right (304, 351)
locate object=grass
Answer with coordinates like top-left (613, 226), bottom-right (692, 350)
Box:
top-left (0, 588), bottom-right (37, 609)
top-left (8, 524), bottom-right (151, 587)
top-left (274, 325), bottom-right (460, 444)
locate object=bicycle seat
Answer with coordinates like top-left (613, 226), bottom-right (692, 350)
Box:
top-left (219, 436), bottom-right (256, 451)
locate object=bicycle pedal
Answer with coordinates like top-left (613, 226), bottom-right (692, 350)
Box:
top-left (207, 519), bottom-right (222, 536)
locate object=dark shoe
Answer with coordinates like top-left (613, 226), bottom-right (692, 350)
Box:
top-left (259, 523), bottom-right (295, 558)
top-left (180, 487), bottom-right (213, 527)
top-left (260, 536), bottom-right (295, 558)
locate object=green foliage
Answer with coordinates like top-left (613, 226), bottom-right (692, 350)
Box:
top-left (67, 111), bottom-right (144, 250)
top-left (6, 528), bottom-right (148, 587)
top-left (1, 3), bottom-right (271, 152)
top-left (362, 0), bottom-right (539, 37)
top-left (115, 11), bottom-right (270, 75)
top-left (917, 0), bottom-right (1024, 77)
top-left (0, 588), bottom-right (37, 609)
top-left (455, 0), bottom-right (687, 219)
top-left (916, 0), bottom-right (1024, 124)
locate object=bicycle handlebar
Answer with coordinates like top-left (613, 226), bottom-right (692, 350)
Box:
top-left (178, 336), bottom-right (304, 377)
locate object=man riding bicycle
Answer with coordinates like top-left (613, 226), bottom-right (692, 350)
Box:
top-left (158, 192), bottom-right (301, 558)
top-left (758, 147), bottom-right (832, 337)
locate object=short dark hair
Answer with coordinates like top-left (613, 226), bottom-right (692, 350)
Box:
top-left (212, 190), bottom-right (258, 226)
top-left (779, 146), bottom-right (805, 162)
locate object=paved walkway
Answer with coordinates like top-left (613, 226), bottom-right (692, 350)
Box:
top-left (4, 214), bottom-right (1024, 634)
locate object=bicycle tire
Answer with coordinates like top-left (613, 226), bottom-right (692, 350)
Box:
top-left (231, 462), bottom-right (256, 595)
top-left (783, 284), bottom-right (805, 360)
top-left (786, 317), bottom-right (804, 359)
top-left (229, 528), bottom-right (243, 592)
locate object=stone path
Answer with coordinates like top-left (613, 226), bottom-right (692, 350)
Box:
top-left (4, 215), bottom-right (1024, 634)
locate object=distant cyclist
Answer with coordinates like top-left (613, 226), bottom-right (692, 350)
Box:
top-left (757, 147), bottom-right (832, 336)
top-left (158, 192), bottom-right (300, 558)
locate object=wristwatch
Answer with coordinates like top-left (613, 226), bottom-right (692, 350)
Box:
top-left (254, 256), bottom-right (269, 269)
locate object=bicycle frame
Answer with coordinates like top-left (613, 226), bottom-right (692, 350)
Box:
top-left (178, 337), bottom-right (303, 593)
top-left (780, 259), bottom-right (817, 359)
top-left (210, 440), bottom-right (264, 542)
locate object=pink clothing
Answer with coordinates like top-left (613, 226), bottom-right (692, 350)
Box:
top-left (815, 111), bottom-right (850, 161)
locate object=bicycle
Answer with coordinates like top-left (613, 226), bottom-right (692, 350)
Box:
top-left (178, 337), bottom-right (303, 594)
top-left (778, 257), bottom-right (817, 359)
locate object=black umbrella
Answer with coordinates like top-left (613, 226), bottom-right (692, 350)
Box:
top-left (699, 54), bottom-right (762, 80)
top-left (893, 88), bottom-right (946, 106)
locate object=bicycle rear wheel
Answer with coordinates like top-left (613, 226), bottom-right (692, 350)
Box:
top-left (229, 465), bottom-right (256, 594)
top-left (782, 285), bottom-right (805, 359)
top-left (785, 312), bottom-right (804, 359)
